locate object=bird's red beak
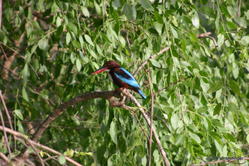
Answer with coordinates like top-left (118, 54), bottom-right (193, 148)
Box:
top-left (92, 67), bottom-right (108, 74)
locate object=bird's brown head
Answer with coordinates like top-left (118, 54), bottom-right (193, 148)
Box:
top-left (92, 60), bottom-right (120, 74)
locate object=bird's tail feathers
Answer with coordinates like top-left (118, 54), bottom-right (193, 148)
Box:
top-left (138, 89), bottom-right (146, 99)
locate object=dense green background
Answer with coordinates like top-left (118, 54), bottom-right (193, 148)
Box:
top-left (1, 0), bottom-right (249, 165)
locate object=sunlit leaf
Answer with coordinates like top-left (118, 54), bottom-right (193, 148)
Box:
top-left (38, 38), bottom-right (48, 50)
top-left (81, 6), bottom-right (90, 17)
top-left (84, 34), bottom-right (94, 46)
top-left (66, 32), bottom-right (71, 44)
top-left (140, 0), bottom-right (153, 11)
top-left (192, 12), bottom-right (199, 28)
top-left (76, 59), bottom-right (82, 71)
top-left (58, 155), bottom-right (66, 165)
top-left (14, 109), bottom-right (23, 120)
top-left (109, 121), bottom-right (117, 144)
top-left (189, 132), bottom-right (201, 144)
top-left (22, 88), bottom-right (29, 102)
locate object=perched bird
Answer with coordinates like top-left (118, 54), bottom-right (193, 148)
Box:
top-left (92, 60), bottom-right (146, 99)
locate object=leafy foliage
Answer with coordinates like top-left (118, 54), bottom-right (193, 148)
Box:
top-left (1, 0), bottom-right (249, 165)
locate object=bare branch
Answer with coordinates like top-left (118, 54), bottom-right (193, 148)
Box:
top-left (197, 32), bottom-right (217, 47)
top-left (0, 91), bottom-right (14, 130)
top-left (146, 71), bottom-right (155, 166)
top-left (0, 126), bottom-right (82, 166)
top-left (32, 90), bottom-right (119, 141)
top-left (192, 157), bottom-right (249, 166)
top-left (121, 90), bottom-right (170, 166)
top-left (0, 152), bottom-right (9, 163)
top-left (133, 47), bottom-right (170, 76)
top-left (0, 0), bottom-right (2, 28)
top-left (24, 139), bottom-right (45, 166)
top-left (0, 97), bottom-right (11, 155)
top-left (1, 32), bottom-right (26, 80)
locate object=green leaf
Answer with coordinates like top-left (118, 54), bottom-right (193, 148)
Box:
top-left (154, 22), bottom-right (163, 35)
top-left (189, 132), bottom-right (201, 144)
top-left (79, 35), bottom-right (84, 46)
top-left (76, 59), bottom-right (82, 71)
top-left (14, 109), bottom-right (23, 120)
top-left (109, 121), bottom-right (117, 144)
top-left (200, 79), bottom-right (209, 93)
top-left (240, 36), bottom-right (249, 46)
top-left (94, 1), bottom-right (101, 15)
top-left (56, 17), bottom-right (62, 27)
top-left (38, 38), bottom-right (48, 50)
top-left (21, 64), bottom-right (30, 81)
top-left (140, 0), bottom-right (153, 11)
top-left (123, 4), bottom-right (136, 20)
top-left (112, 0), bottom-right (121, 10)
top-left (66, 32), bottom-right (71, 45)
top-left (22, 88), bottom-right (29, 102)
top-left (214, 140), bottom-right (223, 155)
top-left (84, 34), bottom-right (94, 46)
top-left (229, 80), bottom-right (240, 96)
top-left (217, 34), bottom-right (224, 47)
top-left (192, 12), bottom-right (199, 28)
top-left (58, 155), bottom-right (66, 165)
top-left (208, 81), bottom-right (222, 93)
top-left (150, 59), bottom-right (161, 68)
top-left (81, 6), bottom-right (90, 17)
top-left (247, 134), bottom-right (249, 144)
top-left (67, 22), bottom-right (78, 34)
top-left (232, 62), bottom-right (239, 79)
top-left (171, 113), bottom-right (179, 130)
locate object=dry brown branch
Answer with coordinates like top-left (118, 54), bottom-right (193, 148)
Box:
top-left (2, 32), bottom-right (25, 80)
top-left (147, 71), bottom-right (155, 166)
top-left (0, 90), bottom-right (14, 131)
top-left (197, 32), bottom-right (217, 47)
top-left (32, 90), bottom-right (119, 141)
top-left (0, 126), bottom-right (82, 166)
top-left (133, 47), bottom-right (170, 76)
top-left (0, 152), bottom-right (9, 164)
top-left (0, 100), bottom-right (11, 155)
top-left (192, 157), bottom-right (249, 166)
top-left (121, 90), bottom-right (170, 166)
top-left (0, 0), bottom-right (2, 28)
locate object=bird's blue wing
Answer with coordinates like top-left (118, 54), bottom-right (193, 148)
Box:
top-left (114, 68), bottom-right (140, 88)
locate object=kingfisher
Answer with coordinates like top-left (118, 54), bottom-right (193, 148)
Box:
top-left (92, 60), bottom-right (146, 99)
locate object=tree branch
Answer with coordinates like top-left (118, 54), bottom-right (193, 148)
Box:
top-left (192, 157), bottom-right (249, 166)
top-left (147, 71), bottom-right (155, 166)
top-left (32, 90), bottom-right (119, 141)
top-left (0, 126), bottom-right (82, 166)
top-left (0, 0), bottom-right (2, 28)
top-left (0, 90), bottom-right (14, 131)
top-left (133, 47), bottom-right (170, 76)
top-left (121, 90), bottom-right (170, 166)
top-left (197, 32), bottom-right (217, 47)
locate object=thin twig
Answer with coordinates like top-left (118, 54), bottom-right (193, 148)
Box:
top-left (121, 90), bottom-right (170, 166)
top-left (146, 71), bottom-right (155, 166)
top-left (0, 91), bottom-right (14, 131)
top-left (192, 157), bottom-right (249, 166)
top-left (23, 139), bottom-right (45, 166)
top-left (133, 47), bottom-right (170, 76)
top-left (0, 126), bottom-right (82, 166)
top-left (1, 32), bottom-right (26, 80)
top-left (0, 105), bottom-right (11, 155)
